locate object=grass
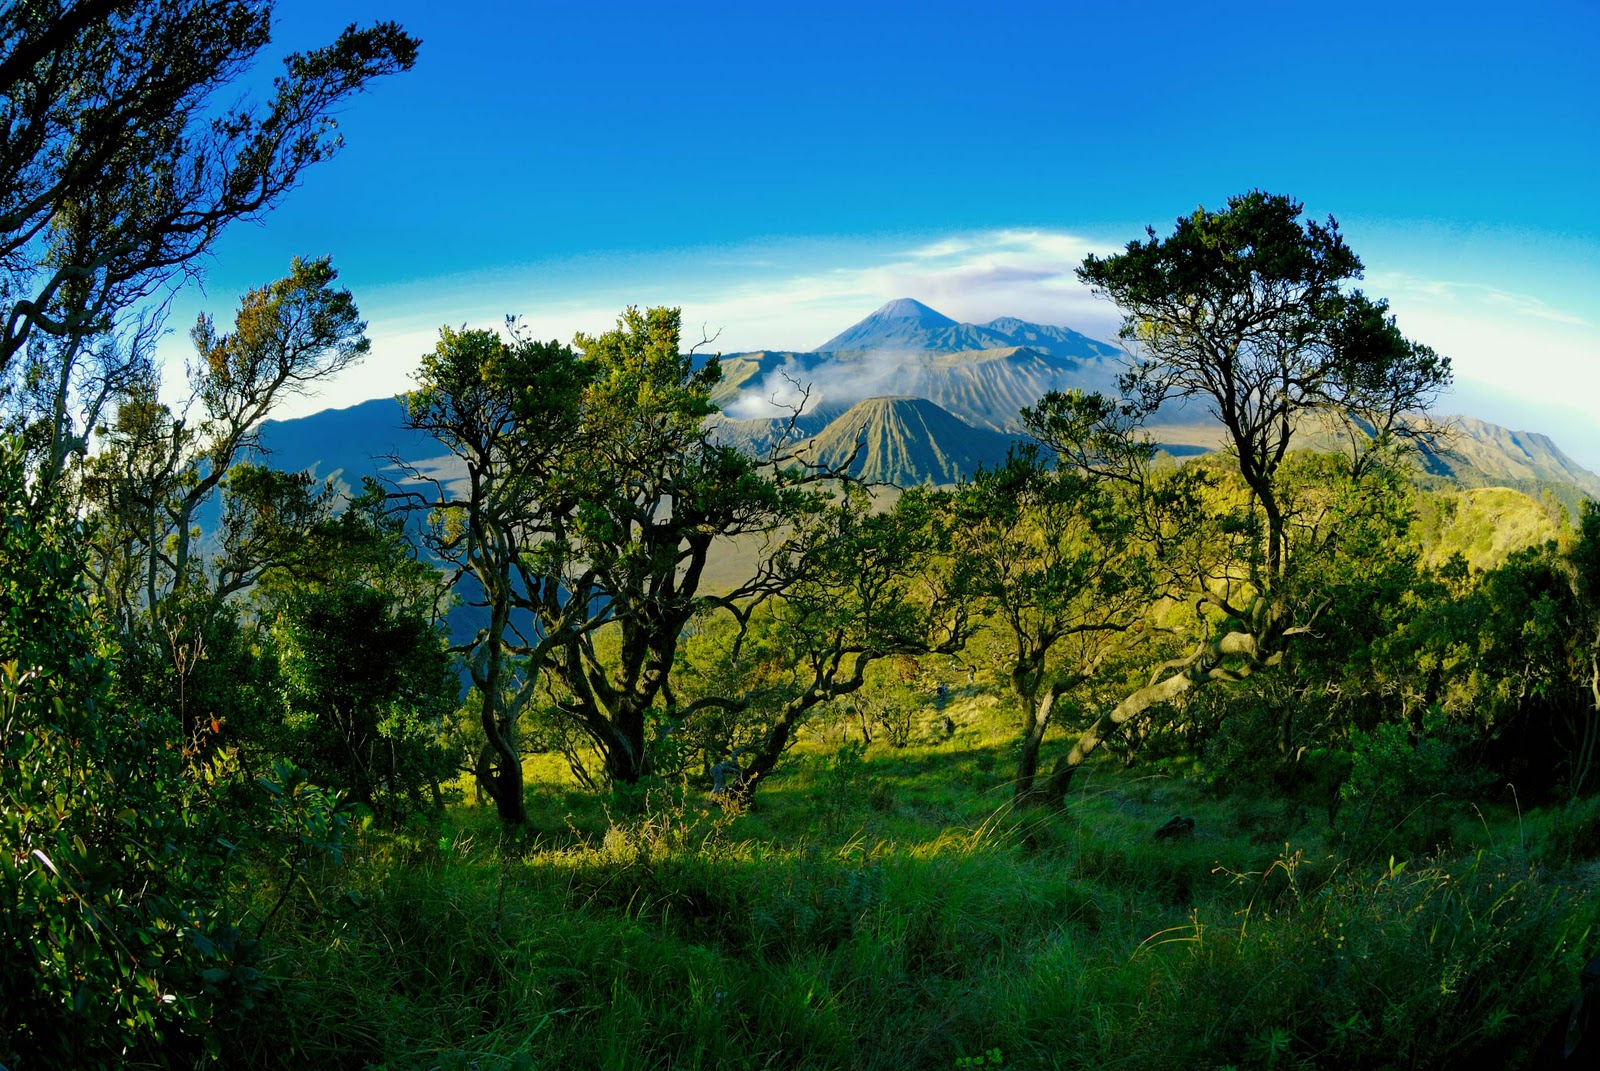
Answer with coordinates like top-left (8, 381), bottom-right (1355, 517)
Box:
top-left (223, 698), bottom-right (1600, 1070)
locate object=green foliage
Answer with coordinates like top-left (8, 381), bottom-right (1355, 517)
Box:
top-left (1339, 721), bottom-right (1472, 859)
top-left (1079, 192), bottom-right (1449, 501)
top-left (246, 759), bottom-right (361, 939)
top-left (214, 735), bottom-right (1594, 1071)
top-left (114, 589), bottom-right (277, 752)
top-left (0, 445), bottom-right (248, 1066)
top-left (950, 395), bottom-right (1169, 801)
top-left (1412, 486), bottom-right (1565, 572)
top-left (0, 0), bottom-right (416, 419)
top-left (79, 256), bottom-right (372, 623)
top-left (1532, 793), bottom-right (1600, 869)
top-left (749, 845), bottom-right (886, 957)
top-left (406, 307), bottom-right (972, 816)
top-left (1380, 506), bottom-right (1600, 799)
top-left (954, 1046), bottom-right (1005, 1068)
top-left (272, 582), bottom-right (456, 821)
top-left (811, 739), bottom-right (873, 836)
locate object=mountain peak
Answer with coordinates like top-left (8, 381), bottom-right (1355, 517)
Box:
top-left (871, 298), bottom-right (957, 327)
top-left (800, 395), bottom-right (1016, 486)
top-left (815, 302), bottom-right (1122, 362)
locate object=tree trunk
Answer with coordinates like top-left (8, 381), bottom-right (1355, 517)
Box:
top-left (475, 587), bottom-right (528, 825)
top-left (1044, 627), bottom-right (1271, 806)
top-left (1013, 685), bottom-right (1059, 805)
top-left (605, 697), bottom-right (650, 785)
top-left (1042, 752), bottom-right (1077, 808)
top-left (478, 734), bottom-right (526, 825)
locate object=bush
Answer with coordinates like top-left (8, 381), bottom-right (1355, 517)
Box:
top-left (1339, 720), bottom-right (1476, 859)
top-left (1534, 793), bottom-right (1600, 868)
top-left (271, 582), bottom-right (457, 821)
top-left (0, 447), bottom-right (251, 1066)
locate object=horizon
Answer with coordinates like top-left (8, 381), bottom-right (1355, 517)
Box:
top-left (153, 0), bottom-right (1598, 465)
top-left (258, 291), bottom-right (1600, 476)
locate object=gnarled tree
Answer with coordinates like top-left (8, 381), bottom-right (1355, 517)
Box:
top-left (1049, 190), bottom-right (1451, 797)
top-left (402, 307), bottom-right (973, 821)
top-left (398, 323), bottom-right (596, 826)
top-left (954, 389), bottom-right (1208, 803)
top-left (81, 257), bottom-right (368, 616)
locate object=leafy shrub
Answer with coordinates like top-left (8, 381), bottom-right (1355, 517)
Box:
top-left (0, 448), bottom-right (249, 1066)
top-left (271, 582), bottom-right (457, 821)
top-left (813, 738), bottom-right (872, 834)
top-left (1534, 793), bottom-right (1600, 868)
top-left (1339, 720), bottom-right (1476, 859)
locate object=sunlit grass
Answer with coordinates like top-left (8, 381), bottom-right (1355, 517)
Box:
top-left (226, 697), bottom-right (1599, 1070)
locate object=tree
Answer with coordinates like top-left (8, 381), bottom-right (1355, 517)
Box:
top-left (0, 2), bottom-right (416, 493)
top-left (0, 442), bottom-right (251, 1064)
top-left (402, 308), bottom-right (971, 821)
top-left (1391, 504), bottom-right (1600, 800)
top-left (1048, 191), bottom-right (1451, 795)
top-left (271, 581), bottom-right (457, 820)
top-left (72, 259), bottom-right (373, 754)
top-left (399, 323), bottom-right (597, 825)
top-left (731, 484), bottom-right (971, 794)
top-left (544, 307), bottom-right (829, 788)
top-left (81, 256), bottom-right (367, 618)
top-left (536, 308), bottom-right (970, 794)
top-left (951, 391), bottom-right (1171, 803)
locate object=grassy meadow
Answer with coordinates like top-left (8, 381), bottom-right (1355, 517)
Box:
top-left (225, 689), bottom-right (1600, 1071)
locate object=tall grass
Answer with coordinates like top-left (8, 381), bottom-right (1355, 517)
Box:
top-left (224, 711), bottom-right (1599, 1070)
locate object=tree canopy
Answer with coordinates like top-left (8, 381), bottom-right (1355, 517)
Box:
top-left (0, 0), bottom-right (416, 492)
top-left (1080, 190), bottom-right (1449, 580)
top-left (401, 308), bottom-right (970, 820)
top-left (1043, 191), bottom-right (1454, 794)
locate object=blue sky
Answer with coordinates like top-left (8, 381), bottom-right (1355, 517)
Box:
top-left (166, 1), bottom-right (1600, 462)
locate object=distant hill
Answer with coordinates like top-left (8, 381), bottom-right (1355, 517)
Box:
top-left (236, 300), bottom-right (1600, 662)
top-left (255, 397), bottom-right (427, 493)
top-left (1414, 486), bottom-right (1567, 572)
top-left (716, 298), bottom-right (1132, 438)
top-left (1416, 416), bottom-right (1600, 503)
top-left (816, 297), bottom-right (1121, 362)
top-left (793, 396), bottom-right (1019, 486)
top-left (252, 301), bottom-right (1600, 507)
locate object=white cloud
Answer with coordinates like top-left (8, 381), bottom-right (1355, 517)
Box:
top-left (1372, 271), bottom-right (1588, 327)
top-left (284, 228), bottom-right (1129, 420)
top-left (1373, 272), bottom-right (1600, 468)
top-left (665, 228), bottom-right (1124, 356)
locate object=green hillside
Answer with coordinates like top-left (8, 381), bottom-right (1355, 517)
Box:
top-left (1413, 485), bottom-right (1569, 571)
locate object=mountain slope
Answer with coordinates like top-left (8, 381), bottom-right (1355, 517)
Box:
top-left (793, 396), bottom-right (1018, 486)
top-left (1414, 486), bottom-right (1567, 571)
top-left (907, 346), bottom-right (1121, 431)
top-left (715, 344), bottom-right (1127, 434)
top-left (255, 304), bottom-right (1600, 512)
top-left (816, 298), bottom-right (957, 351)
top-left (816, 298), bottom-right (1121, 361)
top-left (1417, 415), bottom-right (1600, 500)
top-left (255, 397), bottom-right (435, 492)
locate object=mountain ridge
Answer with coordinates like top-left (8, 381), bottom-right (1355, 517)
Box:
top-left (815, 297), bottom-right (1122, 361)
top-left (794, 396), bottom-right (1019, 486)
top-left (258, 302), bottom-right (1600, 502)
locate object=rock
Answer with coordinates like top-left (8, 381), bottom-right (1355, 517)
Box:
top-left (1152, 815), bottom-right (1195, 842)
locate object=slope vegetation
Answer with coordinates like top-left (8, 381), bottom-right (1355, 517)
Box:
top-left (796, 396), bottom-right (1018, 486)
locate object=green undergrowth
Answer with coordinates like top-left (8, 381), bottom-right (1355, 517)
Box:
top-left (225, 714), bottom-right (1600, 1070)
